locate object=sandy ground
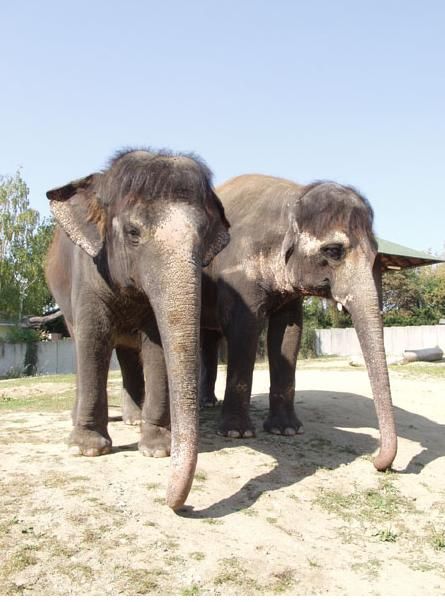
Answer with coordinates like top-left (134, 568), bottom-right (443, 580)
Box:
top-left (0, 362), bottom-right (444, 595)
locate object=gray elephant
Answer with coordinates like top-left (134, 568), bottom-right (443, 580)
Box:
top-left (198, 175), bottom-right (397, 472)
top-left (45, 148), bottom-right (230, 509)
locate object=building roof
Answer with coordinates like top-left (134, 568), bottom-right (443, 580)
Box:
top-left (377, 237), bottom-right (444, 270)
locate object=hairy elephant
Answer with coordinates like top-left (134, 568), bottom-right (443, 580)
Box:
top-left (45, 148), bottom-right (230, 509)
top-left (198, 175), bottom-right (397, 472)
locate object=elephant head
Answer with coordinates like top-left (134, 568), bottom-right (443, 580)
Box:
top-left (281, 181), bottom-right (397, 471)
top-left (47, 148), bottom-right (230, 509)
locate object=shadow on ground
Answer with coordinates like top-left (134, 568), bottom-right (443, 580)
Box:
top-left (173, 389), bottom-right (445, 518)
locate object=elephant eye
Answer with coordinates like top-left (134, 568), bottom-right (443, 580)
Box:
top-left (124, 224), bottom-right (141, 244)
top-left (321, 243), bottom-right (345, 261)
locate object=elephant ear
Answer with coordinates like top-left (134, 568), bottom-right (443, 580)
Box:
top-left (46, 173), bottom-right (105, 257)
top-left (202, 189), bottom-right (231, 267)
top-left (281, 205), bottom-right (299, 264)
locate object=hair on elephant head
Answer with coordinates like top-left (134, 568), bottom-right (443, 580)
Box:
top-left (281, 181), bottom-right (378, 298)
top-left (47, 148), bottom-right (230, 273)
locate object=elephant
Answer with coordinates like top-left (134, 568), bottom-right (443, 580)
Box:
top-left (45, 148), bottom-right (230, 509)
top-left (196, 174), bottom-right (397, 472)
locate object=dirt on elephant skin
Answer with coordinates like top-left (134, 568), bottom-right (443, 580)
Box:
top-left (0, 360), bottom-right (444, 595)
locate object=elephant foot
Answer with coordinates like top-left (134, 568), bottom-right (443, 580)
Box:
top-left (122, 402), bottom-right (143, 426)
top-left (68, 426), bottom-right (112, 456)
top-left (200, 392), bottom-right (218, 409)
top-left (217, 413), bottom-right (255, 438)
top-left (263, 405), bottom-right (304, 436)
top-left (139, 423), bottom-right (171, 458)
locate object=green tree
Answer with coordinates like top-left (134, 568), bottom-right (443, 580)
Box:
top-left (382, 262), bottom-right (445, 326)
top-left (0, 170), bottom-right (54, 320)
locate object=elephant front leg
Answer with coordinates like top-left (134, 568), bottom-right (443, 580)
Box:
top-left (199, 329), bottom-right (221, 408)
top-left (264, 298), bottom-right (304, 436)
top-left (116, 346), bottom-right (145, 425)
top-left (139, 331), bottom-right (171, 457)
top-left (218, 307), bottom-right (260, 438)
top-left (70, 331), bottom-right (113, 456)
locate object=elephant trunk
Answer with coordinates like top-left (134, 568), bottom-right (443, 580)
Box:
top-left (145, 257), bottom-right (201, 509)
top-left (335, 262), bottom-right (397, 471)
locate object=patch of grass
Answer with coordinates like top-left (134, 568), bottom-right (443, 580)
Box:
top-left (194, 470), bottom-right (207, 482)
top-left (0, 391), bottom-right (74, 411)
top-left (352, 558), bottom-right (382, 578)
top-left (429, 527), bottom-right (445, 551)
top-left (165, 554), bottom-right (185, 566)
top-left (375, 527), bottom-right (398, 542)
top-left (266, 516), bottom-right (278, 525)
top-left (82, 528), bottom-right (103, 544)
top-left (1, 544), bottom-right (38, 576)
top-left (271, 568), bottom-right (297, 594)
top-left (0, 516), bottom-right (20, 536)
top-left (189, 551), bottom-right (205, 561)
top-left (410, 560), bottom-right (441, 572)
top-left (43, 471), bottom-right (79, 488)
top-left (58, 562), bottom-right (94, 580)
top-left (146, 482), bottom-right (159, 491)
top-left (180, 584), bottom-right (201, 595)
top-left (240, 508), bottom-right (258, 517)
top-left (118, 568), bottom-right (164, 595)
top-left (389, 361), bottom-right (445, 379)
top-left (213, 557), bottom-right (261, 592)
top-left (315, 479), bottom-right (415, 524)
top-left (0, 370), bottom-right (122, 412)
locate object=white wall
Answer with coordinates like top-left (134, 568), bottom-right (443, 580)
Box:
top-left (0, 340), bottom-right (119, 377)
top-left (1, 325), bottom-right (444, 377)
top-left (316, 324), bottom-right (445, 359)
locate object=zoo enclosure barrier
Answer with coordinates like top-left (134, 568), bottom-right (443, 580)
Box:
top-left (315, 324), bottom-right (445, 361)
top-left (0, 324), bottom-right (444, 377)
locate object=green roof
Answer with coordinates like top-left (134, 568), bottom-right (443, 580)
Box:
top-left (376, 237), bottom-right (444, 270)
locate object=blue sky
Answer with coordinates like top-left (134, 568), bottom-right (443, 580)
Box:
top-left (1, 0), bottom-right (444, 255)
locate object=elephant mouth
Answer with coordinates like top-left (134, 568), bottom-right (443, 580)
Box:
top-left (296, 278), bottom-right (331, 297)
top-left (313, 279), bottom-right (331, 297)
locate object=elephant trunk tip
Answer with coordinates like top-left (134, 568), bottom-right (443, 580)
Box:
top-left (166, 491), bottom-right (187, 511)
top-left (166, 481), bottom-right (193, 510)
top-left (372, 440), bottom-right (398, 472)
top-left (165, 457), bottom-right (197, 510)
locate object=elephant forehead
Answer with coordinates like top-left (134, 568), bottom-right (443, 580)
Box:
top-left (153, 205), bottom-right (198, 247)
top-left (298, 230), bottom-right (350, 255)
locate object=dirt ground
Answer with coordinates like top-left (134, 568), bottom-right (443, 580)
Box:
top-left (0, 359), bottom-right (444, 596)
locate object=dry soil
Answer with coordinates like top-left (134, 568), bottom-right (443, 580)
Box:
top-left (0, 360), bottom-right (444, 595)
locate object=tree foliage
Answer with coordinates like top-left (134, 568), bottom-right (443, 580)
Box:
top-left (301, 260), bottom-right (445, 333)
top-left (382, 264), bottom-right (445, 326)
top-left (0, 170), bottom-right (54, 320)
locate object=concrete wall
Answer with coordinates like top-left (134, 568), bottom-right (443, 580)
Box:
top-left (1, 325), bottom-right (445, 376)
top-left (316, 324), bottom-right (445, 360)
top-left (0, 340), bottom-right (119, 377)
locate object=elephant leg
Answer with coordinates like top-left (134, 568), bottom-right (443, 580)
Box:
top-left (264, 298), bottom-right (304, 436)
top-left (116, 346), bottom-right (145, 425)
top-left (199, 329), bottom-right (221, 408)
top-left (218, 305), bottom-right (261, 438)
top-left (70, 322), bottom-right (113, 456)
top-left (139, 330), bottom-right (171, 457)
